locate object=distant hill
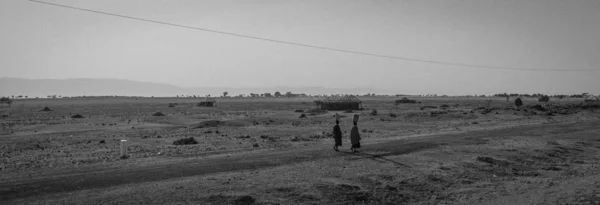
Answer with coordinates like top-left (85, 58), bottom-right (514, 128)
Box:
top-left (0, 77), bottom-right (394, 97)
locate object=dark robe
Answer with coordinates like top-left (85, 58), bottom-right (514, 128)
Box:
top-left (350, 126), bottom-right (361, 148)
top-left (333, 124), bottom-right (342, 146)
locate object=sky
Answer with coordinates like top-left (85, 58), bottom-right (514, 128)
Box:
top-left (1, 0), bottom-right (599, 95)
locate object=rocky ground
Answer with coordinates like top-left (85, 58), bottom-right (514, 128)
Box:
top-left (1, 96), bottom-right (599, 204)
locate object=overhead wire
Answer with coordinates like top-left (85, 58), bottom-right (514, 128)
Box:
top-left (28, 0), bottom-right (599, 72)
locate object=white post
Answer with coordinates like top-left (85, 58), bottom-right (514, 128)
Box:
top-left (120, 140), bottom-right (128, 158)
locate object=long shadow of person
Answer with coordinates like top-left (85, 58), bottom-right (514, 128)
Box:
top-left (340, 151), bottom-right (410, 168)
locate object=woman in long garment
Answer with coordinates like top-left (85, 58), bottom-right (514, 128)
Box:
top-left (350, 121), bottom-right (361, 152)
top-left (333, 120), bottom-right (342, 151)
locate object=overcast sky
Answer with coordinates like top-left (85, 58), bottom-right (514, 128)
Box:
top-left (1, 0), bottom-right (599, 95)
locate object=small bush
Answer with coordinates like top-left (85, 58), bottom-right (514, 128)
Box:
top-left (41, 106), bottom-right (52, 112)
top-left (294, 109), bottom-right (304, 113)
top-left (389, 113), bottom-right (397, 118)
top-left (420, 106), bottom-right (438, 110)
top-left (370, 109), bottom-right (378, 116)
top-left (233, 195), bottom-right (256, 205)
top-left (168, 103), bottom-right (177, 107)
top-left (299, 113), bottom-right (307, 118)
top-left (152, 112), bottom-right (166, 116)
top-left (236, 135), bottom-right (251, 139)
top-left (71, 114), bottom-right (84, 119)
top-left (515, 98), bottom-right (523, 107)
top-left (173, 137), bottom-right (198, 145)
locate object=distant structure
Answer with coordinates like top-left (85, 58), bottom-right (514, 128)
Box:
top-left (395, 97), bottom-right (417, 104)
top-left (197, 97), bottom-right (217, 107)
top-left (584, 95), bottom-right (600, 103)
top-left (314, 95), bottom-right (363, 110)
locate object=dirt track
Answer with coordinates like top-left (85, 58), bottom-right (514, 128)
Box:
top-left (1, 120), bottom-right (598, 202)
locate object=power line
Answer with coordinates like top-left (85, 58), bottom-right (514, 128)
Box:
top-left (29, 0), bottom-right (598, 72)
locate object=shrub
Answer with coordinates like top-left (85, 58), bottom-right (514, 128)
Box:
top-left (370, 109), bottom-right (378, 116)
top-left (0, 97), bottom-right (12, 107)
top-left (394, 97), bottom-right (416, 104)
top-left (236, 135), bottom-right (251, 139)
top-left (168, 103), bottom-right (177, 107)
top-left (152, 112), bottom-right (166, 116)
top-left (40, 106), bottom-right (52, 112)
top-left (294, 109), bottom-right (304, 113)
top-left (420, 106), bottom-right (438, 110)
top-left (515, 98), bottom-right (523, 107)
top-left (71, 114), bottom-right (84, 119)
top-left (173, 137), bottom-right (198, 145)
top-left (299, 113), bottom-right (307, 118)
top-left (389, 113), bottom-right (397, 118)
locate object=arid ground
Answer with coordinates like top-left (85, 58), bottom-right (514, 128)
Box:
top-left (1, 96), bottom-right (600, 205)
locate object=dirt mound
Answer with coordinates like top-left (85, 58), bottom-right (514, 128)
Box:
top-left (40, 107), bottom-right (52, 112)
top-left (173, 137), bottom-right (198, 145)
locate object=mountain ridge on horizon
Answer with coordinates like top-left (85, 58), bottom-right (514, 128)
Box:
top-left (0, 77), bottom-right (398, 97)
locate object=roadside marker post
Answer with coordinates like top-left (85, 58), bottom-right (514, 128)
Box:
top-left (120, 140), bottom-right (128, 159)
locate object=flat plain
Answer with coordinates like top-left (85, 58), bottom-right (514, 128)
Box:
top-left (1, 96), bottom-right (600, 205)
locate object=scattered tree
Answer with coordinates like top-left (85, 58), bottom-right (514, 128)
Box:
top-left (223, 92), bottom-right (228, 97)
top-left (274, 91), bottom-right (282, 97)
top-left (0, 97), bottom-right (13, 107)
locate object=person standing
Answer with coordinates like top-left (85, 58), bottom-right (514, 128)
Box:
top-left (333, 119), bottom-right (342, 152)
top-left (350, 114), bottom-right (361, 152)
top-left (332, 113), bottom-right (343, 151)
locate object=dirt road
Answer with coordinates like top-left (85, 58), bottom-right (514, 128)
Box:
top-left (1, 121), bottom-right (598, 202)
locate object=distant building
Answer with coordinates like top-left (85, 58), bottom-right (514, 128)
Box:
top-left (314, 95), bottom-right (363, 110)
top-left (395, 97), bottom-right (417, 104)
top-left (197, 97), bottom-right (217, 107)
top-left (584, 96), bottom-right (599, 103)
